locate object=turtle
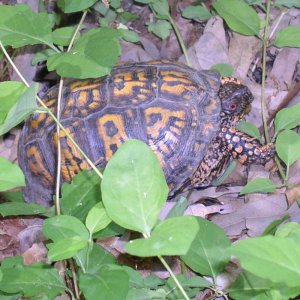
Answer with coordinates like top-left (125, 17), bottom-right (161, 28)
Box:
top-left (18, 60), bottom-right (274, 206)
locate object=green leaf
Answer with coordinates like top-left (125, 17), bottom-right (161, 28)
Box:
top-left (236, 120), bottom-right (260, 139)
top-left (102, 139), bottom-right (168, 236)
top-left (47, 28), bottom-right (121, 79)
top-left (276, 130), bottom-right (300, 167)
top-left (52, 26), bottom-right (76, 46)
top-left (47, 237), bottom-right (88, 261)
top-left (32, 49), bottom-right (57, 65)
top-left (275, 222), bottom-right (300, 244)
top-left (1, 191), bottom-right (24, 202)
top-left (274, 104), bottom-right (300, 135)
top-left (275, 0), bottom-right (300, 8)
top-left (86, 202), bottom-right (111, 234)
top-left (275, 26), bottom-right (300, 48)
top-left (79, 267), bottom-right (129, 300)
top-left (57, 0), bottom-right (98, 13)
top-left (0, 202), bottom-right (47, 217)
top-left (125, 216), bottom-right (199, 256)
top-left (0, 83), bottom-right (38, 136)
top-left (118, 29), bottom-right (140, 43)
top-left (240, 178), bottom-right (277, 195)
top-left (210, 63), bottom-right (234, 77)
top-left (43, 215), bottom-right (89, 241)
top-left (0, 259), bottom-right (66, 298)
top-left (0, 157), bottom-right (25, 191)
top-left (229, 235), bottom-right (300, 287)
top-left (110, 0), bottom-right (122, 9)
top-left (75, 243), bottom-right (116, 274)
top-left (126, 288), bottom-right (167, 300)
top-left (182, 5), bottom-right (212, 21)
top-left (0, 81), bottom-right (27, 123)
top-left (229, 270), bottom-right (300, 300)
top-left (0, 292), bottom-right (22, 300)
top-left (0, 4), bottom-right (53, 48)
top-left (212, 160), bottom-right (236, 186)
top-left (61, 169), bottom-right (102, 222)
top-left (147, 20), bottom-right (172, 39)
top-left (213, 0), bottom-right (260, 36)
top-left (181, 217), bottom-right (231, 279)
top-left (119, 12), bottom-right (139, 23)
top-left (152, 0), bottom-right (170, 17)
top-left (261, 215), bottom-right (290, 236)
top-left (166, 197), bottom-right (188, 219)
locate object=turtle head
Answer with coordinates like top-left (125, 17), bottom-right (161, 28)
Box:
top-left (218, 77), bottom-right (253, 125)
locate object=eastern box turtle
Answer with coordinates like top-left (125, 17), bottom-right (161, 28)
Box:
top-left (18, 61), bottom-right (274, 206)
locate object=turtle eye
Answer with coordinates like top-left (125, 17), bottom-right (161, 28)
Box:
top-left (229, 103), bottom-right (237, 111)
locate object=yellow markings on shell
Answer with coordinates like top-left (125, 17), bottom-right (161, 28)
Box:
top-left (77, 91), bottom-right (88, 106)
top-left (27, 145), bottom-right (53, 185)
top-left (30, 113), bottom-right (46, 128)
top-left (114, 81), bottom-right (145, 97)
top-left (114, 72), bottom-right (133, 82)
top-left (69, 80), bottom-right (100, 91)
top-left (45, 98), bottom-right (57, 107)
top-left (160, 71), bottom-right (195, 85)
top-left (148, 139), bottom-right (166, 170)
top-left (54, 129), bottom-right (89, 181)
top-left (97, 114), bottom-right (128, 161)
top-left (204, 97), bottom-right (217, 114)
top-left (144, 107), bottom-right (186, 140)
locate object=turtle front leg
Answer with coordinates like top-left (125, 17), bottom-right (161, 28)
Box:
top-left (219, 127), bottom-right (275, 165)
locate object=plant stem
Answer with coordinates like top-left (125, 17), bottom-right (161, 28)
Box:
top-left (54, 10), bottom-right (88, 215)
top-left (168, 17), bottom-right (191, 67)
top-left (0, 40), bottom-right (103, 180)
top-left (261, 0), bottom-right (272, 144)
top-left (158, 255), bottom-right (190, 300)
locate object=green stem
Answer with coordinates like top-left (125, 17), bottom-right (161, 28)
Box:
top-left (0, 40), bottom-right (103, 180)
top-left (261, 0), bottom-right (272, 144)
top-left (54, 10), bottom-right (89, 215)
top-left (168, 17), bottom-right (191, 67)
top-left (158, 255), bottom-right (190, 300)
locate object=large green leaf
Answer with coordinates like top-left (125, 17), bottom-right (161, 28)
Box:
top-left (182, 5), bottom-right (212, 21)
top-left (0, 81), bottom-right (27, 123)
top-left (181, 217), bottom-right (231, 279)
top-left (47, 28), bottom-right (121, 78)
top-left (57, 0), bottom-right (98, 13)
top-left (0, 157), bottom-right (25, 192)
top-left (275, 26), bottom-right (300, 48)
top-left (213, 0), bottom-right (260, 36)
top-left (276, 130), bottom-right (300, 167)
top-left (79, 267), bottom-right (129, 300)
top-left (43, 215), bottom-right (89, 241)
top-left (275, 0), bottom-right (300, 7)
top-left (47, 237), bottom-right (88, 261)
top-left (125, 216), bottom-right (199, 256)
top-left (0, 84), bottom-right (38, 136)
top-left (229, 270), bottom-right (300, 300)
top-left (60, 169), bottom-right (102, 222)
top-left (0, 202), bottom-right (47, 217)
top-left (102, 139), bottom-right (168, 236)
top-left (52, 26), bottom-right (77, 46)
top-left (86, 202), bottom-right (112, 235)
top-left (230, 236), bottom-right (300, 287)
top-left (0, 258), bottom-right (66, 298)
top-left (240, 178), bottom-right (277, 195)
top-left (274, 104), bottom-right (300, 135)
top-left (0, 4), bottom-right (53, 48)
top-left (147, 21), bottom-right (172, 39)
top-left (75, 244), bottom-right (115, 274)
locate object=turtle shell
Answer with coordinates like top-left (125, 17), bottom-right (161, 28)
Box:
top-left (18, 61), bottom-right (222, 206)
